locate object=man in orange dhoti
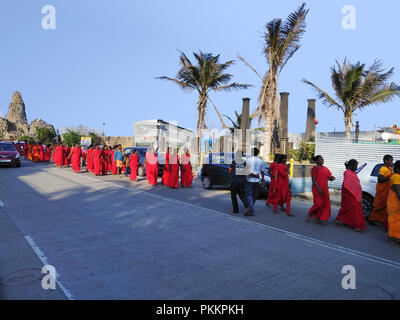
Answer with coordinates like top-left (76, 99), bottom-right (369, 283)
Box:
top-left (368, 155), bottom-right (393, 227)
top-left (387, 160), bottom-right (400, 246)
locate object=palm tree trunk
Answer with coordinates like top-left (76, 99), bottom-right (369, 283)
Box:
top-left (263, 112), bottom-right (273, 161)
top-left (344, 116), bottom-right (353, 142)
top-left (196, 94), bottom-right (208, 156)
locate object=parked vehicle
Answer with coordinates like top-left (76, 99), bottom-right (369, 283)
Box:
top-left (200, 153), bottom-right (271, 198)
top-left (356, 161), bottom-right (383, 218)
top-left (0, 142), bottom-right (21, 168)
top-left (123, 147), bottom-right (164, 177)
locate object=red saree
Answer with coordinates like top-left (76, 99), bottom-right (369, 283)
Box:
top-left (309, 166), bottom-right (333, 221)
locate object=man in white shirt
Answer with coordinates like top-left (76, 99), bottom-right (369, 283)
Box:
top-left (244, 147), bottom-right (265, 216)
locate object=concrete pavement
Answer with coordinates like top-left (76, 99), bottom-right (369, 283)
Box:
top-left (0, 159), bottom-right (399, 299)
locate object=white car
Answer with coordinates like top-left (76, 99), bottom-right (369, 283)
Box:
top-left (356, 161), bottom-right (384, 217)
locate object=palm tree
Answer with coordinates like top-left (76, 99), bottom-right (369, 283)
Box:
top-left (223, 110), bottom-right (254, 133)
top-left (302, 59), bottom-right (400, 140)
top-left (157, 51), bottom-right (251, 151)
top-left (238, 3), bottom-right (309, 160)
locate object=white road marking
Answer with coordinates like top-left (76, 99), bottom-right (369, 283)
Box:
top-left (24, 235), bottom-right (74, 300)
top-left (0, 200), bottom-right (4, 207)
top-left (53, 167), bottom-right (400, 270)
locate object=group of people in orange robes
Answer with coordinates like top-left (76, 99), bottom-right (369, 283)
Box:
top-left (367, 155), bottom-right (400, 245)
top-left (23, 142), bottom-right (52, 162)
top-left (144, 147), bottom-right (193, 188)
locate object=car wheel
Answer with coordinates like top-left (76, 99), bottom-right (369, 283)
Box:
top-left (138, 166), bottom-right (145, 177)
top-left (202, 176), bottom-right (213, 190)
top-left (361, 194), bottom-right (373, 219)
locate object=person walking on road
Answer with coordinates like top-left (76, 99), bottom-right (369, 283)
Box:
top-left (169, 148), bottom-right (180, 189)
top-left (368, 155), bottom-right (394, 228)
top-left (307, 155), bottom-right (335, 224)
top-left (144, 147), bottom-right (158, 186)
top-left (387, 160), bottom-right (400, 246)
top-left (335, 159), bottom-right (366, 232)
top-left (113, 144), bottom-right (124, 177)
top-left (230, 150), bottom-right (249, 214)
top-left (273, 154), bottom-right (294, 217)
top-left (129, 149), bottom-right (139, 181)
top-left (244, 147), bottom-right (265, 216)
top-left (180, 148), bottom-right (193, 188)
top-left (162, 147), bottom-right (171, 186)
top-left (266, 154), bottom-right (281, 207)
top-left (68, 143), bottom-right (82, 173)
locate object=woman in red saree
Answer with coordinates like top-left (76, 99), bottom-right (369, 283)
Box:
top-left (145, 148), bottom-right (158, 186)
top-left (307, 155), bottom-right (336, 224)
top-left (335, 159), bottom-right (366, 231)
top-left (101, 146), bottom-right (108, 175)
top-left (69, 143), bottom-right (82, 173)
top-left (38, 143), bottom-right (44, 162)
top-left (111, 146), bottom-right (117, 175)
top-left (44, 145), bottom-right (52, 161)
top-left (129, 149), bottom-right (139, 181)
top-left (180, 149), bottom-right (193, 188)
top-left (169, 149), bottom-right (180, 189)
top-left (162, 148), bottom-right (171, 186)
top-left (63, 144), bottom-right (71, 167)
top-left (266, 154), bottom-right (281, 207)
top-left (92, 145), bottom-right (103, 176)
top-left (273, 155), bottom-right (294, 217)
top-left (87, 146), bottom-right (94, 172)
top-left (23, 143), bottom-right (28, 159)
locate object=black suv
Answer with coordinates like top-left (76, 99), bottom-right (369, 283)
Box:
top-left (200, 153), bottom-right (271, 198)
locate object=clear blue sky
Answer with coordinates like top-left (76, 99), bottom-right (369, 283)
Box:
top-left (0, 0), bottom-right (399, 136)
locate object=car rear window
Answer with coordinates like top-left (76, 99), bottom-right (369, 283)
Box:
top-left (371, 164), bottom-right (384, 177)
top-left (0, 144), bottom-right (16, 151)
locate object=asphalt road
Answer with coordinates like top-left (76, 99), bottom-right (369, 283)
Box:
top-left (0, 159), bottom-right (399, 300)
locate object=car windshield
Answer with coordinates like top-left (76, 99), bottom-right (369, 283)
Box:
top-left (371, 164), bottom-right (384, 177)
top-left (0, 144), bottom-right (16, 151)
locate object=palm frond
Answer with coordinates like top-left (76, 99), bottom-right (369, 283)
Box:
top-left (302, 78), bottom-right (343, 111)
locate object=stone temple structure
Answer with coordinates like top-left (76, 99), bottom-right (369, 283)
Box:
top-left (0, 91), bottom-right (55, 140)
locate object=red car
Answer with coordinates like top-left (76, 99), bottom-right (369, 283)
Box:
top-left (0, 142), bottom-right (21, 167)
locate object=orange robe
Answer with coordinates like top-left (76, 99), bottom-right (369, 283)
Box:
top-left (369, 166), bottom-right (392, 226)
top-left (336, 169), bottom-right (366, 230)
top-left (309, 166), bottom-right (333, 221)
top-left (33, 146), bottom-right (40, 163)
top-left (387, 173), bottom-right (400, 240)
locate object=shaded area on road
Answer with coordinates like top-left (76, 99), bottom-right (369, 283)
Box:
top-left (0, 160), bottom-right (399, 299)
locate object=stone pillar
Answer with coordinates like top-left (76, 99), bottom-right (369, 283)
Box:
top-left (305, 99), bottom-right (316, 141)
top-left (241, 98), bottom-right (250, 153)
top-left (355, 121), bottom-right (360, 143)
top-left (279, 92), bottom-right (289, 154)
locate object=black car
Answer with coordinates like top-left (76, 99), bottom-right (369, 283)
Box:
top-left (0, 142), bottom-right (21, 168)
top-left (200, 153), bottom-right (271, 198)
top-left (123, 147), bottom-right (164, 177)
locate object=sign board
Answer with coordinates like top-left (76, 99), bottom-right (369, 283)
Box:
top-left (80, 137), bottom-right (91, 146)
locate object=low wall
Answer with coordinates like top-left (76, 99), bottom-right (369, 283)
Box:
top-left (100, 136), bottom-right (134, 147)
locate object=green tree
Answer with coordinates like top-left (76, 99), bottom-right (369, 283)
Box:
top-left (18, 135), bottom-right (33, 143)
top-left (157, 51), bottom-right (251, 150)
top-left (62, 130), bottom-right (82, 146)
top-left (238, 3), bottom-right (309, 160)
top-left (302, 59), bottom-right (400, 140)
top-left (36, 127), bottom-right (56, 143)
top-left (88, 131), bottom-right (101, 145)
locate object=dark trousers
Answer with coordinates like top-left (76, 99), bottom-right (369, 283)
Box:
top-left (230, 182), bottom-right (249, 213)
top-left (245, 181), bottom-right (260, 213)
